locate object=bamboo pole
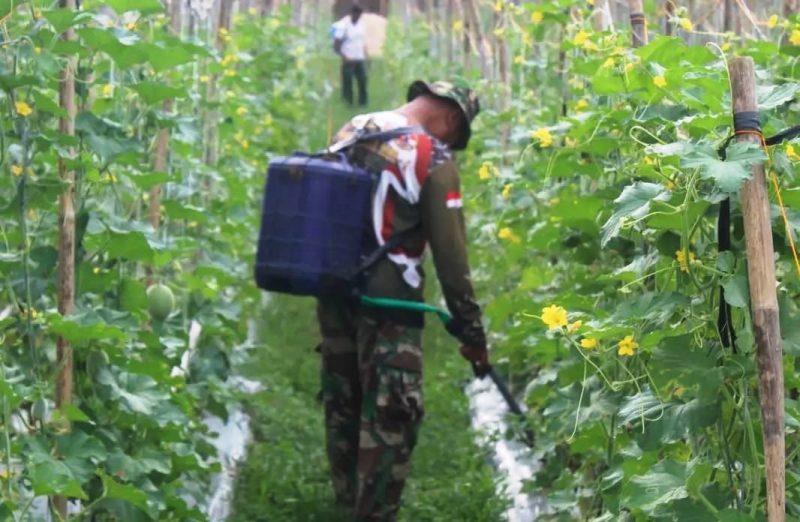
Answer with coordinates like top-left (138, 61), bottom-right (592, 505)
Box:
top-left (786, 0), bottom-right (799, 17)
top-left (204, 0), bottom-right (232, 168)
top-left (463, 0), bottom-right (491, 78)
top-left (150, 0), bottom-right (182, 232)
top-left (730, 56), bottom-right (785, 522)
top-left (593, 0), bottom-right (613, 32)
top-left (664, 0), bottom-right (674, 36)
top-left (54, 0), bottom-right (77, 516)
top-left (446, 0), bottom-right (454, 65)
top-left (629, 0), bottom-right (647, 47)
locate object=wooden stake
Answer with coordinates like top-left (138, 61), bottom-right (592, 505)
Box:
top-left (664, 0), bottom-right (674, 36)
top-left (55, 0), bottom-right (77, 516)
top-left (730, 56), bottom-right (785, 522)
top-left (629, 0), bottom-right (648, 47)
top-left (592, 0), bottom-right (613, 32)
top-left (149, 0), bottom-right (182, 232)
top-left (446, 0), bottom-right (454, 65)
top-left (463, 0), bottom-right (491, 78)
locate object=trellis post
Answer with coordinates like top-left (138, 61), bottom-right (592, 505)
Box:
top-left (730, 56), bottom-right (785, 522)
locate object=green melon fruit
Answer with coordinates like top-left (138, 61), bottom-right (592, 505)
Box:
top-left (147, 284), bottom-right (175, 321)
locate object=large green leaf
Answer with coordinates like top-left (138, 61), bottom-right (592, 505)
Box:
top-left (48, 311), bottom-right (126, 344)
top-left (682, 141), bottom-right (764, 193)
top-left (601, 182), bottom-right (670, 246)
top-left (75, 112), bottom-right (141, 163)
top-left (104, 0), bottom-right (164, 15)
top-left (758, 83), bottom-right (800, 110)
top-left (77, 27), bottom-right (149, 68)
top-left (98, 371), bottom-right (169, 416)
top-left (98, 471), bottom-right (150, 512)
top-left (621, 459), bottom-right (688, 513)
top-left (130, 82), bottom-right (186, 105)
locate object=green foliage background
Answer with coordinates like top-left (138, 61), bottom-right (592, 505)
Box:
top-left (3, 0), bottom-right (800, 520)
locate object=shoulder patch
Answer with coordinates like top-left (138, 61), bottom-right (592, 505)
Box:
top-left (446, 191), bottom-right (463, 209)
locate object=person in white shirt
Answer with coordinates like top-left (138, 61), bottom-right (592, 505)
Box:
top-left (333, 4), bottom-right (369, 106)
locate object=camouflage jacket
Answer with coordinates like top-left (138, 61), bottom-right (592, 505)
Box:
top-left (330, 111), bottom-right (486, 348)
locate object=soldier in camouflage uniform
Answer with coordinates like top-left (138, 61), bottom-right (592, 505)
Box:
top-left (318, 80), bottom-right (488, 521)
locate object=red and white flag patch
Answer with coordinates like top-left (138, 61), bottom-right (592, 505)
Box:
top-left (446, 191), bottom-right (463, 209)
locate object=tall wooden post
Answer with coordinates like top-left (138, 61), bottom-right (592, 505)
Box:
top-left (446, 0), bottom-right (454, 64)
top-left (150, 0), bottom-right (182, 233)
top-left (785, 0), bottom-right (799, 18)
top-left (629, 0), bottom-right (647, 47)
top-left (664, 0), bottom-right (674, 36)
top-left (55, 0), bottom-right (77, 516)
top-left (593, 0), bottom-right (613, 32)
top-left (730, 56), bottom-right (785, 522)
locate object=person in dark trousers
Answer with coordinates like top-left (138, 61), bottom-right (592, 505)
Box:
top-left (333, 4), bottom-right (368, 106)
top-left (318, 80), bottom-right (487, 521)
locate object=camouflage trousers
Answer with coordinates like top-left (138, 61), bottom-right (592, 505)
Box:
top-left (317, 300), bottom-right (424, 522)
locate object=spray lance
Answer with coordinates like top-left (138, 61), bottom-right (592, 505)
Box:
top-left (360, 295), bottom-right (535, 447)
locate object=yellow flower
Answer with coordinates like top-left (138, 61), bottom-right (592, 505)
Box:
top-left (199, 74), bottom-right (210, 83)
top-left (218, 27), bottom-right (230, 40)
top-left (126, 22), bottom-right (137, 31)
top-left (580, 337), bottom-right (598, 349)
top-left (531, 127), bottom-right (553, 147)
top-left (624, 62), bottom-right (635, 74)
top-left (453, 20), bottom-right (464, 32)
top-left (617, 335), bottom-right (639, 356)
top-left (787, 144), bottom-right (800, 161)
top-left (568, 77), bottom-right (584, 90)
top-left (497, 227), bottom-right (521, 244)
top-left (514, 55), bottom-right (525, 65)
top-left (666, 179), bottom-right (676, 190)
top-left (522, 32), bottom-right (533, 47)
top-left (568, 320), bottom-right (582, 333)
top-left (102, 84), bottom-right (114, 98)
top-left (587, 0), bottom-right (595, 5)
top-left (675, 249), bottom-right (696, 272)
top-left (15, 101), bottom-right (33, 117)
top-left (767, 15), bottom-right (779, 29)
top-left (221, 55), bottom-right (234, 66)
top-left (573, 30), bottom-right (590, 46)
top-left (602, 57), bottom-right (615, 69)
top-left (721, 41), bottom-right (732, 52)
top-left (791, 29), bottom-right (800, 46)
top-left (541, 305), bottom-right (568, 330)
top-left (478, 162), bottom-right (494, 180)
top-left (679, 18), bottom-right (693, 31)
top-left (224, 68), bottom-right (236, 77)
top-left (531, 11), bottom-right (543, 24)
top-left (494, 0), bottom-right (503, 11)
top-left (575, 99), bottom-right (589, 112)
top-left (501, 183), bottom-right (512, 200)
top-left (653, 75), bottom-right (667, 88)
top-left (11, 165), bottom-right (23, 177)
top-left (582, 40), bottom-right (599, 51)
top-left (34, 47), bottom-right (42, 54)
top-left (493, 27), bottom-right (505, 38)
top-left (33, 8), bottom-right (42, 19)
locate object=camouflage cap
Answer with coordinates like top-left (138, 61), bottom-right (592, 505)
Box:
top-left (407, 79), bottom-right (480, 150)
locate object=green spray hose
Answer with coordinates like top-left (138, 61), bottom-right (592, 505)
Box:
top-left (359, 295), bottom-right (453, 325)
top-left (359, 295), bottom-right (535, 447)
